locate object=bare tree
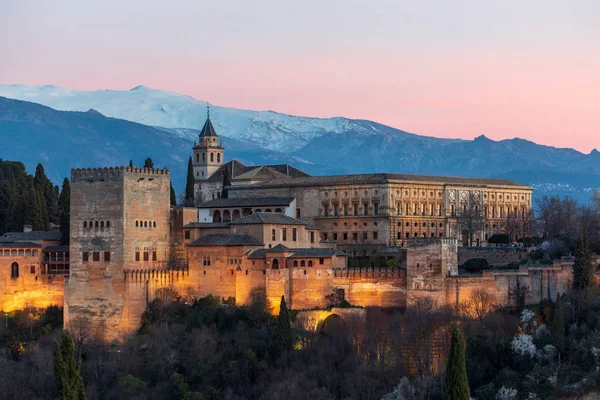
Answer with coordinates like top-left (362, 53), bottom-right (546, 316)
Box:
top-left (461, 288), bottom-right (497, 320)
top-left (456, 192), bottom-right (487, 246)
top-left (508, 279), bottom-right (531, 310)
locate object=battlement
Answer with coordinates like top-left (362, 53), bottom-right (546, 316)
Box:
top-left (407, 237), bottom-right (458, 247)
top-left (71, 166), bottom-right (170, 181)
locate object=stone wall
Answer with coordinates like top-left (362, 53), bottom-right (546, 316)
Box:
top-left (458, 246), bottom-right (531, 266)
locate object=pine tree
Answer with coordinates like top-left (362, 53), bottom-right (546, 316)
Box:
top-left (170, 181), bottom-right (177, 206)
top-left (143, 158), bottom-right (154, 169)
top-left (185, 156), bottom-right (195, 206)
top-left (277, 296), bottom-right (293, 351)
top-left (572, 230), bottom-right (594, 290)
top-left (444, 326), bottom-right (469, 400)
top-left (54, 333), bottom-right (86, 400)
top-left (58, 178), bottom-right (71, 244)
top-left (551, 293), bottom-right (565, 352)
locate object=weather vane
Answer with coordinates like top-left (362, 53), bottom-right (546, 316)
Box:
top-left (206, 102), bottom-right (210, 119)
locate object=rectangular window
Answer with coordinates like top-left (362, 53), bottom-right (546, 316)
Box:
top-left (343, 232), bottom-right (348, 240)
top-left (82, 252), bottom-right (89, 262)
top-left (344, 204), bottom-right (349, 216)
top-left (363, 232), bottom-right (368, 241)
top-left (184, 230), bottom-right (190, 240)
top-left (323, 233), bottom-right (328, 241)
top-left (282, 228), bottom-right (287, 241)
top-left (296, 208), bottom-right (301, 218)
top-left (135, 252), bottom-right (140, 262)
top-left (104, 251), bottom-right (111, 262)
top-left (374, 203), bottom-right (379, 215)
top-left (272, 229), bottom-right (276, 241)
top-left (353, 204), bottom-right (358, 216)
top-left (292, 228), bottom-right (297, 241)
top-left (143, 251), bottom-right (149, 262)
top-left (333, 233), bottom-right (338, 241)
top-left (353, 232), bottom-right (358, 241)
top-left (334, 206), bottom-right (339, 217)
top-left (30, 265), bottom-right (36, 274)
top-left (310, 231), bottom-right (315, 243)
top-left (324, 205), bottom-right (329, 217)
top-left (319, 258), bottom-right (324, 265)
top-left (438, 204), bottom-right (442, 216)
top-left (373, 232), bottom-right (378, 240)
top-left (203, 256), bottom-right (211, 266)
top-left (152, 251), bottom-right (157, 262)
top-left (364, 203), bottom-right (368, 216)
top-left (93, 252), bottom-right (100, 262)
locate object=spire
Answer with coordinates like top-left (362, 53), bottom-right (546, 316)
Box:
top-left (199, 101), bottom-right (218, 137)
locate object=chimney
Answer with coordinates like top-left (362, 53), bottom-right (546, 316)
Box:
top-left (23, 225), bottom-right (33, 233)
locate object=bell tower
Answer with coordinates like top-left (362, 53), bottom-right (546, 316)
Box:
top-left (192, 103), bottom-right (224, 182)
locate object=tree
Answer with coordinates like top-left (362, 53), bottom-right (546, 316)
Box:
top-left (221, 165), bottom-right (232, 199)
top-left (456, 192), bottom-right (486, 246)
top-left (143, 158), bottom-right (154, 169)
top-left (462, 288), bottom-right (496, 320)
top-left (444, 326), bottom-right (469, 400)
top-left (572, 229), bottom-right (594, 290)
top-left (170, 182), bottom-right (177, 206)
top-left (23, 180), bottom-right (44, 230)
top-left (54, 333), bottom-right (86, 400)
top-left (129, 159), bottom-right (134, 168)
top-left (277, 296), bottom-right (293, 352)
top-left (551, 293), bottom-right (565, 352)
top-left (58, 178), bottom-right (71, 244)
top-left (185, 156), bottom-right (195, 206)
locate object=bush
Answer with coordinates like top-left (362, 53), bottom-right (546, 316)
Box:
top-left (488, 234), bottom-right (510, 245)
top-left (463, 258), bottom-right (490, 273)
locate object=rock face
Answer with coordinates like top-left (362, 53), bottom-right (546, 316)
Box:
top-left (65, 167), bottom-right (170, 341)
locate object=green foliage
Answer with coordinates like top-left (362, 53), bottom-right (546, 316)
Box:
top-left (58, 178), bottom-right (71, 244)
top-left (384, 259), bottom-right (396, 268)
top-left (444, 326), bottom-right (470, 400)
top-left (488, 234), bottom-right (510, 244)
top-left (54, 333), bottom-right (86, 400)
top-left (185, 156), bottom-right (195, 206)
top-left (551, 293), bottom-right (565, 352)
top-left (277, 295), bottom-right (293, 352)
top-left (143, 157), bottom-right (154, 168)
top-left (170, 181), bottom-right (177, 206)
top-left (463, 258), bottom-right (490, 273)
top-left (573, 230), bottom-right (594, 290)
top-left (120, 375), bottom-right (147, 398)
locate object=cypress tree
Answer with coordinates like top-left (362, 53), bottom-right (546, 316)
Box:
top-left (143, 158), bottom-right (154, 169)
top-left (129, 159), bottom-right (134, 168)
top-left (185, 156), bottom-right (195, 206)
top-left (33, 164), bottom-right (49, 227)
top-left (444, 326), bottom-right (469, 400)
top-left (23, 180), bottom-right (44, 230)
top-left (54, 333), bottom-right (86, 400)
top-left (170, 182), bottom-right (177, 206)
top-left (277, 296), bottom-right (293, 351)
top-left (551, 293), bottom-right (565, 352)
top-left (573, 230), bottom-right (594, 290)
top-left (221, 165), bottom-right (232, 199)
top-left (58, 178), bottom-right (71, 244)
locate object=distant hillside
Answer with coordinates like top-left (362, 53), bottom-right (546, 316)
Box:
top-left (0, 85), bottom-right (599, 203)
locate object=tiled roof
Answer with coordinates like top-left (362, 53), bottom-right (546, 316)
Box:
top-left (199, 117), bottom-right (218, 137)
top-left (269, 244), bottom-right (290, 251)
top-left (187, 234), bottom-right (263, 247)
top-left (198, 197), bottom-right (295, 209)
top-left (206, 160), bottom-right (310, 182)
top-left (0, 231), bottom-right (62, 242)
top-left (183, 222), bottom-right (231, 228)
top-left (248, 247), bottom-right (347, 259)
top-left (43, 245), bottom-right (70, 252)
top-left (229, 173), bottom-right (531, 189)
top-left (0, 242), bottom-right (42, 249)
top-left (231, 212), bottom-right (306, 226)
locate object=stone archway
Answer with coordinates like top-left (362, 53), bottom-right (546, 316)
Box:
top-left (320, 314), bottom-right (348, 338)
top-left (232, 210), bottom-right (241, 220)
top-left (223, 210), bottom-right (231, 222)
top-left (213, 210), bottom-right (222, 222)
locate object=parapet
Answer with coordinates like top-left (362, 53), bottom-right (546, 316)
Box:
top-left (407, 237), bottom-right (458, 248)
top-left (71, 166), bottom-right (170, 182)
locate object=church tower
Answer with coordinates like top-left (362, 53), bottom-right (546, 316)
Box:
top-left (192, 105), bottom-right (224, 203)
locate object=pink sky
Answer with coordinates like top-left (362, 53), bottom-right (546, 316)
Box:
top-left (1, 0), bottom-right (599, 153)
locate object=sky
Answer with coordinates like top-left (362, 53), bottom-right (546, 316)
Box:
top-left (1, 0), bottom-right (599, 153)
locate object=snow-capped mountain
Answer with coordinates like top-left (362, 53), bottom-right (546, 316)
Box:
top-left (0, 84), bottom-right (404, 153)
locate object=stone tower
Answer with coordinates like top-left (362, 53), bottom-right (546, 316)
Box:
top-left (192, 108), bottom-right (224, 202)
top-left (405, 238), bottom-right (458, 307)
top-left (65, 166), bottom-right (171, 341)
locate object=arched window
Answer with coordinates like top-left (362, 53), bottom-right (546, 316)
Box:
top-left (293, 260), bottom-right (298, 267)
top-left (11, 262), bottom-right (19, 278)
top-left (100, 221), bottom-right (104, 228)
top-left (210, 153), bottom-right (214, 162)
top-left (106, 221), bottom-right (110, 228)
top-left (223, 210), bottom-right (231, 222)
top-left (308, 260), bottom-right (313, 267)
top-left (265, 208), bottom-right (272, 213)
top-left (95, 221), bottom-right (99, 228)
top-left (144, 221), bottom-right (148, 228)
top-left (83, 221), bottom-right (87, 228)
top-left (195, 153), bottom-right (199, 163)
top-left (272, 259), bottom-right (279, 269)
top-left (213, 210), bottom-right (222, 222)
top-left (274, 208), bottom-right (282, 213)
top-left (301, 260), bottom-right (305, 266)
top-left (135, 221), bottom-right (139, 227)
top-left (153, 221), bottom-right (156, 228)
top-left (217, 153), bottom-right (221, 163)
top-left (232, 210), bottom-right (240, 220)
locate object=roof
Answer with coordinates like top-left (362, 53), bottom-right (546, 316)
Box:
top-left (248, 247), bottom-right (347, 259)
top-left (198, 197), bottom-right (295, 209)
top-left (183, 222), bottom-right (231, 229)
top-left (187, 234), bottom-right (263, 247)
top-left (228, 173), bottom-right (531, 189)
top-left (43, 245), bottom-right (70, 252)
top-left (269, 244), bottom-right (290, 251)
top-left (0, 242), bottom-right (42, 249)
top-left (0, 231), bottom-right (62, 242)
top-left (231, 212), bottom-right (306, 226)
top-left (206, 160), bottom-right (310, 182)
top-left (199, 117), bottom-right (218, 137)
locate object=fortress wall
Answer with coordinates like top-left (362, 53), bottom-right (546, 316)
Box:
top-left (235, 268), bottom-right (267, 306)
top-left (265, 269), bottom-right (290, 312)
top-left (458, 247), bottom-right (531, 266)
top-left (288, 268), bottom-right (335, 310)
top-left (346, 273), bottom-right (406, 308)
top-left (0, 255), bottom-right (65, 311)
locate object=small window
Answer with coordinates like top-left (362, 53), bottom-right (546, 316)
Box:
top-left (184, 230), bottom-right (191, 240)
top-left (82, 252), bottom-right (89, 262)
top-left (135, 252), bottom-right (140, 262)
top-left (282, 228), bottom-right (287, 241)
top-left (301, 260), bottom-right (306, 266)
top-left (308, 260), bottom-right (313, 267)
top-left (152, 251), bottom-right (157, 262)
top-left (292, 228), bottom-right (297, 241)
top-left (310, 231), bottom-right (315, 243)
top-left (343, 232), bottom-right (348, 240)
top-left (143, 251), bottom-right (149, 262)
top-left (11, 262), bottom-right (19, 278)
top-left (100, 221), bottom-right (104, 228)
top-left (144, 221), bottom-right (148, 228)
top-left (272, 229), bottom-right (276, 241)
top-left (106, 221), bottom-right (110, 228)
top-left (136, 221), bottom-right (139, 227)
top-left (293, 260), bottom-right (298, 267)
top-left (83, 221), bottom-right (87, 228)
top-left (95, 221), bottom-right (99, 228)
top-left (104, 251), bottom-right (111, 262)
top-left (373, 232), bottom-right (378, 240)
top-left (30, 265), bottom-right (36, 274)
top-left (153, 221), bottom-right (156, 228)
top-left (319, 258), bottom-right (324, 265)
top-left (333, 233), bottom-right (338, 241)
top-left (93, 252), bottom-right (100, 262)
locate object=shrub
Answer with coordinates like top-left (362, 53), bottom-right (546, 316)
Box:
top-left (463, 258), bottom-right (490, 273)
top-left (488, 234), bottom-right (510, 245)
